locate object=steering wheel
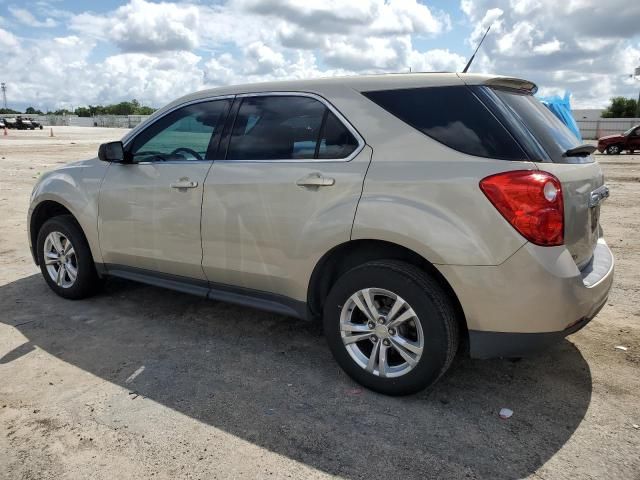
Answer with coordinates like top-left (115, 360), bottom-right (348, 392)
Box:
top-left (171, 147), bottom-right (203, 161)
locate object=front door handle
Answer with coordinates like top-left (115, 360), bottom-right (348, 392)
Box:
top-left (170, 178), bottom-right (198, 189)
top-left (296, 173), bottom-right (335, 187)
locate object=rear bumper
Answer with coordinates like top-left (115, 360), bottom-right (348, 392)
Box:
top-left (468, 297), bottom-right (606, 358)
top-left (437, 238), bottom-right (614, 359)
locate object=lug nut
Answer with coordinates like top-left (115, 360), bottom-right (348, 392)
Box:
top-left (388, 328), bottom-right (396, 336)
top-left (382, 339), bottom-right (391, 346)
top-left (378, 316), bottom-right (386, 325)
top-left (367, 322), bottom-right (376, 329)
top-left (371, 335), bottom-right (378, 342)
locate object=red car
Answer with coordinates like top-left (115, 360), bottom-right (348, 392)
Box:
top-left (597, 125), bottom-right (640, 154)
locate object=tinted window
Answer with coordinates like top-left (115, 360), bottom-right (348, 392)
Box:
top-left (362, 86), bottom-right (527, 160)
top-left (492, 89), bottom-right (582, 162)
top-left (131, 100), bottom-right (230, 162)
top-left (226, 96), bottom-right (358, 160)
top-left (317, 111), bottom-right (359, 159)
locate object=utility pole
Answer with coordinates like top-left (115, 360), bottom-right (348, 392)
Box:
top-left (635, 65), bottom-right (640, 118)
top-left (1, 83), bottom-right (7, 110)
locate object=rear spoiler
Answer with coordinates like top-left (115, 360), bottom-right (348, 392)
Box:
top-left (482, 77), bottom-right (538, 94)
top-left (457, 74), bottom-right (538, 95)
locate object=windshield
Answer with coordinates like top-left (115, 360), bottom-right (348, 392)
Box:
top-left (623, 126), bottom-right (638, 136)
top-left (492, 88), bottom-right (586, 163)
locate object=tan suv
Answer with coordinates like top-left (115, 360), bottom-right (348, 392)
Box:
top-left (28, 73), bottom-right (614, 395)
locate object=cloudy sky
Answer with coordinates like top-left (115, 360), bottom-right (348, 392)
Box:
top-left (0, 0), bottom-right (639, 112)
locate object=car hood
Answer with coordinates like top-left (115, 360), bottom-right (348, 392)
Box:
top-left (598, 134), bottom-right (624, 142)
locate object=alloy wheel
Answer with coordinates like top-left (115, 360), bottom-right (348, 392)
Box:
top-left (340, 288), bottom-right (424, 378)
top-left (43, 231), bottom-right (78, 289)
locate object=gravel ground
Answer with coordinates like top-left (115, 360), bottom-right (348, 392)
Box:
top-left (1, 126), bottom-right (639, 479)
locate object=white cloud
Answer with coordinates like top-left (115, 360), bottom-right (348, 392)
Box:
top-left (243, 42), bottom-right (287, 75)
top-left (2, 0), bottom-right (637, 111)
top-left (533, 39), bottom-right (562, 55)
top-left (0, 27), bottom-right (19, 48)
top-left (461, 0), bottom-right (640, 107)
top-left (409, 49), bottom-right (467, 72)
top-left (37, 0), bottom-right (457, 110)
top-left (9, 6), bottom-right (57, 27)
top-left (71, 0), bottom-right (199, 53)
top-left (509, 0), bottom-right (541, 15)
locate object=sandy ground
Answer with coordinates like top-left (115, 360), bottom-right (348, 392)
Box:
top-left (0, 126), bottom-right (638, 480)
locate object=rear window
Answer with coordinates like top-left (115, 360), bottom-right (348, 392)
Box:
top-left (362, 86), bottom-right (527, 160)
top-left (491, 89), bottom-right (584, 163)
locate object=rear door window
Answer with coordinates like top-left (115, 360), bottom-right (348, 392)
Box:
top-left (362, 86), bottom-right (527, 160)
top-left (317, 111), bottom-right (359, 159)
top-left (226, 96), bottom-right (359, 160)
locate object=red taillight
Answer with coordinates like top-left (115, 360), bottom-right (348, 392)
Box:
top-left (480, 170), bottom-right (564, 246)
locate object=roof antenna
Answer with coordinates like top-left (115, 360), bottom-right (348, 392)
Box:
top-left (462, 24), bottom-right (492, 73)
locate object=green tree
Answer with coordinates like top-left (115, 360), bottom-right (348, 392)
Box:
top-left (0, 108), bottom-right (21, 114)
top-left (25, 106), bottom-right (43, 115)
top-left (601, 97), bottom-right (639, 118)
top-left (53, 100), bottom-right (156, 117)
top-left (75, 106), bottom-right (92, 117)
top-left (135, 105), bottom-right (155, 115)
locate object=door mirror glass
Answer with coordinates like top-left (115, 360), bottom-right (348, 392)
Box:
top-left (98, 141), bottom-right (125, 162)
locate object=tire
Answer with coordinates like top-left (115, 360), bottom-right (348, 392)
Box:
top-left (606, 144), bottom-right (622, 155)
top-left (323, 260), bottom-right (459, 395)
top-left (36, 215), bottom-right (102, 299)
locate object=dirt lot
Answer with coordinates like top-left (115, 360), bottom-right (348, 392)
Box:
top-left (1, 126), bottom-right (638, 479)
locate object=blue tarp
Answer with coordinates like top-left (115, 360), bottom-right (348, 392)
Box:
top-left (538, 92), bottom-right (582, 140)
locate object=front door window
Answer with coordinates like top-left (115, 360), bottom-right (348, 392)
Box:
top-left (130, 100), bottom-right (231, 162)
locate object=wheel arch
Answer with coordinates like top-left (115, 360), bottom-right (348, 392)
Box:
top-left (307, 239), bottom-right (467, 339)
top-left (30, 200), bottom-right (86, 265)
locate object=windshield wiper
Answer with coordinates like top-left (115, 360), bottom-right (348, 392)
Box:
top-left (563, 144), bottom-right (597, 157)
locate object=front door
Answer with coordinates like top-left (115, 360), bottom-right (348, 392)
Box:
top-left (98, 98), bottom-right (231, 279)
top-left (201, 94), bottom-right (371, 301)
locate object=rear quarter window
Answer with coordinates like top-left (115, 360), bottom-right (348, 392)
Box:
top-left (491, 88), bottom-right (587, 163)
top-left (362, 86), bottom-right (528, 161)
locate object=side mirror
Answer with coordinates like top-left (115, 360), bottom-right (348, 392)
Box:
top-left (98, 141), bottom-right (125, 162)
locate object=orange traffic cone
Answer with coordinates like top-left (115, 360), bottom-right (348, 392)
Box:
top-left (49, 127), bottom-right (54, 137)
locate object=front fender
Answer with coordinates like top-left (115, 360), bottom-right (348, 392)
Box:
top-left (29, 159), bottom-right (108, 264)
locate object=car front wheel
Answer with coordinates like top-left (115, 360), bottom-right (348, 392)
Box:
top-left (323, 260), bottom-right (459, 395)
top-left (36, 215), bottom-right (102, 299)
top-left (606, 144), bottom-right (621, 155)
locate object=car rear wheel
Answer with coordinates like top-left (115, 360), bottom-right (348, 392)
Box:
top-left (323, 260), bottom-right (459, 395)
top-left (606, 144), bottom-right (621, 155)
top-left (36, 215), bottom-right (102, 299)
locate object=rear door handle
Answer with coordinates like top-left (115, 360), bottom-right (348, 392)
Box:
top-left (170, 178), bottom-right (198, 189)
top-left (296, 173), bottom-right (335, 187)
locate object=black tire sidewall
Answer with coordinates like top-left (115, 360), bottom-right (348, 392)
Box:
top-left (323, 262), bottom-right (454, 395)
top-left (36, 216), bottom-right (98, 299)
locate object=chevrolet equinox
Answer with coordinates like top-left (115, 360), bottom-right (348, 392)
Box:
top-left (28, 73), bottom-right (614, 395)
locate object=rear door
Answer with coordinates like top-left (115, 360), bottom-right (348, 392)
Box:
top-left (491, 89), bottom-right (604, 268)
top-left (98, 98), bottom-right (231, 279)
top-left (201, 93), bottom-right (370, 301)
